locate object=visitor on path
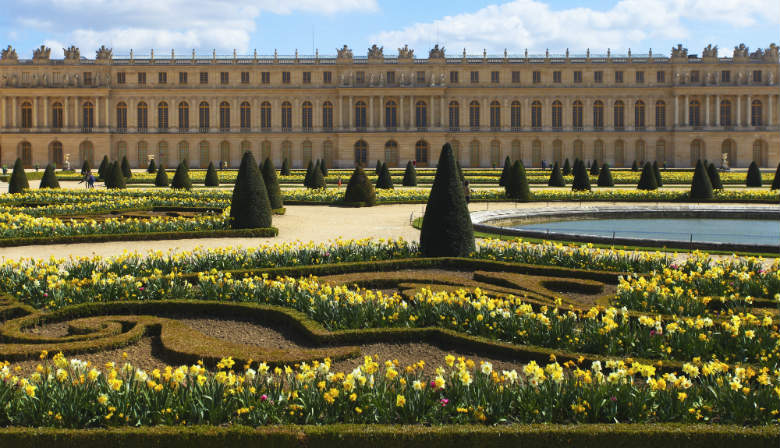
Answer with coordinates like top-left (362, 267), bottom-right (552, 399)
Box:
top-left (87, 173), bottom-right (95, 188)
top-left (337, 176), bottom-right (342, 188)
top-left (464, 180), bottom-right (471, 203)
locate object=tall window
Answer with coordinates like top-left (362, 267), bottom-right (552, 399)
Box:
top-left (510, 101), bottom-right (521, 130)
top-left (240, 101), bottom-right (251, 131)
top-left (178, 141), bottom-right (189, 165)
top-left (21, 102), bottom-right (32, 128)
top-left (260, 102), bottom-right (271, 130)
top-left (158, 141), bottom-right (169, 166)
top-left (635, 140), bottom-right (646, 164)
top-left (198, 101), bottom-right (209, 131)
top-left (219, 101), bottom-right (230, 130)
top-left (82, 101), bottom-right (94, 130)
top-left (531, 101), bottom-right (542, 129)
top-left (178, 102), bottom-right (189, 131)
top-left (415, 101), bottom-right (427, 129)
top-left (219, 141), bottom-right (230, 164)
top-left (50, 141), bottom-right (64, 167)
top-left (689, 99), bottom-right (701, 127)
top-left (551, 100), bottom-right (562, 130)
top-left (634, 100), bottom-right (645, 129)
top-left (489, 100), bottom-right (500, 130)
top-left (572, 100), bottom-right (583, 129)
top-left (19, 142), bottom-right (33, 167)
top-left (655, 101), bottom-right (665, 129)
top-left (751, 100), bottom-right (763, 126)
top-left (573, 140), bottom-right (584, 161)
top-left (354, 101), bottom-right (367, 129)
top-left (116, 102), bottom-right (127, 131)
top-left (448, 101), bottom-right (460, 130)
top-left (469, 100), bottom-right (480, 130)
top-left (281, 101), bottom-right (292, 131)
top-left (52, 102), bottom-right (63, 129)
top-left (720, 100), bottom-right (731, 126)
top-left (301, 101), bottom-right (312, 131)
top-left (385, 100), bottom-right (398, 129)
top-left (415, 140), bottom-right (429, 165)
top-left (158, 101), bottom-right (169, 130)
top-left (137, 102), bottom-right (148, 131)
top-left (613, 101), bottom-right (624, 130)
top-left (322, 102), bottom-right (333, 130)
top-left (593, 100), bottom-right (604, 129)
top-left (354, 140), bottom-right (367, 166)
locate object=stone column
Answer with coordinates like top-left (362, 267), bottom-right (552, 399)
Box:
top-left (369, 96), bottom-right (374, 130)
top-left (673, 95), bottom-right (678, 127)
top-left (337, 96), bottom-right (343, 129)
top-left (543, 97), bottom-right (550, 130)
top-left (399, 96), bottom-right (404, 128)
top-left (502, 99), bottom-right (509, 130)
top-left (33, 97), bottom-right (38, 129)
top-left (705, 95), bottom-right (710, 127)
top-left (11, 97), bottom-right (16, 128)
top-left (606, 97), bottom-right (613, 129)
top-left (43, 97), bottom-right (48, 128)
top-left (409, 95), bottom-right (414, 129)
top-left (715, 95), bottom-right (720, 126)
top-left (0, 97), bottom-right (6, 129)
top-left (313, 99), bottom-right (320, 129)
top-left (736, 95), bottom-right (741, 127)
top-left (293, 98), bottom-right (300, 130)
top-left (746, 95), bottom-right (751, 125)
top-left (348, 96), bottom-right (353, 129)
top-left (769, 94), bottom-right (774, 126)
top-left (440, 96), bottom-right (445, 129)
top-left (522, 98), bottom-right (529, 128)
top-left (684, 95), bottom-right (689, 126)
top-left (272, 98), bottom-right (280, 132)
top-left (105, 97), bottom-right (110, 130)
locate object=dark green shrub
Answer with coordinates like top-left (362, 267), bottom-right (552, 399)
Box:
top-left (547, 162), bottom-right (565, 187)
top-left (281, 158), bottom-right (291, 176)
top-left (319, 159), bottom-right (328, 177)
top-left (456, 161), bottom-right (465, 185)
top-left (419, 143), bottom-right (475, 257)
top-left (108, 161), bottom-right (127, 189)
top-left (121, 156), bottom-right (132, 178)
top-left (39, 164), bottom-right (60, 189)
top-left (147, 159), bottom-right (156, 173)
top-left (8, 159), bottom-right (29, 194)
top-left (631, 160), bottom-right (639, 171)
top-left (402, 160), bottom-right (417, 186)
top-left (230, 152), bottom-right (272, 229)
top-left (376, 162), bottom-right (394, 189)
top-left (97, 155), bottom-right (109, 180)
top-left (746, 161), bottom-right (762, 187)
top-left (689, 159), bottom-right (713, 200)
top-left (154, 165), bottom-right (169, 187)
top-left (652, 161), bottom-right (662, 187)
top-left (343, 165), bottom-right (376, 206)
top-left (375, 160), bottom-right (382, 175)
top-left (707, 163), bottom-right (723, 190)
top-left (309, 161), bottom-right (326, 189)
top-left (303, 160), bottom-right (314, 187)
top-left (80, 160), bottom-right (90, 174)
top-left (499, 156), bottom-right (511, 186)
top-left (204, 162), bottom-right (220, 187)
top-left (562, 158), bottom-right (571, 175)
top-left (637, 162), bottom-right (658, 190)
top-left (571, 159), bottom-right (591, 191)
top-left (261, 157), bottom-right (283, 209)
top-left (171, 162), bottom-right (192, 190)
top-left (597, 163), bottom-right (614, 187)
top-left (505, 160), bottom-right (531, 201)
top-left (771, 162), bottom-right (780, 190)
top-left (590, 160), bottom-right (600, 175)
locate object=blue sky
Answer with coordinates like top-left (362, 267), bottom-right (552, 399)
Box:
top-left (1, 0), bottom-right (777, 58)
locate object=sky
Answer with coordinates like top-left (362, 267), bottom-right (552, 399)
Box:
top-left (0, 0), bottom-right (777, 59)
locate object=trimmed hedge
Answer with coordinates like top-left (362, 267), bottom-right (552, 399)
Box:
top-left (402, 160), bottom-right (417, 186)
top-left (562, 158), bottom-right (571, 175)
top-left (505, 160), bottom-right (531, 201)
top-left (499, 156), bottom-right (511, 187)
top-left (637, 162), bottom-right (658, 190)
top-left (146, 158), bottom-right (156, 174)
top-left (154, 165), bottom-right (170, 187)
top-left (707, 163), bottom-right (723, 190)
top-left (571, 159), bottom-right (591, 191)
top-left (230, 152), bottom-right (272, 229)
top-left (171, 162), bottom-right (192, 190)
top-left (261, 157), bottom-right (284, 210)
top-left (690, 160), bottom-right (713, 200)
top-left (8, 159), bottom-right (29, 194)
top-left (343, 165), bottom-right (376, 206)
top-left (121, 156), bottom-right (132, 178)
top-left (597, 163), bottom-right (613, 187)
top-left (375, 162), bottom-right (394, 189)
top-left (547, 162), bottom-right (565, 187)
top-left (772, 162), bottom-right (780, 190)
top-left (204, 162), bottom-right (220, 187)
top-left (746, 161), bottom-right (762, 187)
top-left (39, 164), bottom-right (60, 189)
top-left (280, 158), bottom-right (291, 176)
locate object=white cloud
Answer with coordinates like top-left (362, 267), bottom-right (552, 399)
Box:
top-left (371, 0), bottom-right (778, 54)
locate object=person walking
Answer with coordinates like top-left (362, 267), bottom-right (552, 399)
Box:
top-left (464, 180), bottom-right (471, 203)
top-left (87, 172), bottom-right (95, 188)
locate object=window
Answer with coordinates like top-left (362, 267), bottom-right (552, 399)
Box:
top-left (690, 71), bottom-right (700, 83)
top-left (448, 101), bottom-right (460, 130)
top-left (261, 72), bottom-right (271, 84)
top-left (20, 102), bottom-right (32, 128)
top-left (450, 71), bottom-right (459, 83)
top-left (281, 101), bottom-right (292, 131)
top-left (613, 100), bottom-right (624, 129)
top-left (52, 102), bottom-right (63, 129)
top-left (301, 101), bottom-right (312, 130)
top-left (512, 71), bottom-right (521, 83)
top-left (751, 100), bottom-right (763, 126)
top-left (158, 72), bottom-right (167, 84)
top-left (635, 71), bottom-right (644, 83)
top-left (302, 72), bottom-right (311, 84)
top-left (470, 71), bottom-right (479, 83)
top-left (260, 102), bottom-right (271, 130)
top-left (689, 99), bottom-right (701, 126)
top-left (322, 102), bottom-right (333, 130)
top-left (752, 70), bottom-right (762, 83)
top-left (355, 71), bottom-right (365, 84)
top-left (531, 101), bottom-right (542, 129)
top-left (416, 71), bottom-right (426, 84)
top-left (415, 141), bottom-right (429, 165)
top-left (573, 71), bottom-right (582, 83)
top-left (469, 100), bottom-right (480, 129)
top-left (158, 102), bottom-right (169, 130)
top-left (240, 102), bottom-right (251, 130)
top-left (82, 102), bottom-right (94, 130)
top-left (354, 101), bottom-right (367, 129)
top-left (489, 101), bottom-right (500, 130)
top-left (553, 71), bottom-right (562, 83)
top-left (137, 102), bottom-right (148, 131)
top-left (200, 72), bottom-right (208, 84)
top-left (178, 142), bottom-right (188, 165)
top-left (634, 100), bottom-right (645, 129)
top-left (51, 141), bottom-right (64, 167)
top-left (594, 71), bottom-right (603, 83)
top-left (386, 71), bottom-right (396, 84)
top-left (137, 72), bottom-right (146, 84)
top-left (491, 71), bottom-right (499, 83)
top-left (385, 100), bottom-right (398, 129)
top-left (551, 100), bottom-right (562, 129)
top-left (655, 101), bottom-right (665, 129)
top-left (593, 101), bottom-right (604, 129)
top-left (572, 100), bottom-right (583, 129)
top-left (179, 72), bottom-right (188, 84)
top-left (720, 100), bottom-right (731, 126)
top-left (720, 71), bottom-right (730, 83)
top-left (199, 101), bottom-right (209, 130)
top-left (117, 72), bottom-right (126, 84)
top-left (220, 72), bottom-right (229, 84)
top-left (83, 72), bottom-right (93, 86)
top-left (532, 71), bottom-right (541, 84)
top-left (219, 102), bottom-right (230, 130)
top-left (656, 71), bottom-right (665, 83)
top-left (510, 101), bottom-right (521, 129)
top-left (178, 102), bottom-right (189, 131)
top-left (416, 101), bottom-right (427, 129)
top-left (323, 71), bottom-right (331, 84)
top-left (614, 71), bottom-right (623, 83)
top-left (354, 140), bottom-right (367, 166)
top-left (241, 72), bottom-right (249, 84)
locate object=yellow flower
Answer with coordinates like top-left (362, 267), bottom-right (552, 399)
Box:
top-left (396, 394), bottom-right (406, 407)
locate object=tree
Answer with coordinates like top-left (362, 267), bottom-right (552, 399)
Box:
top-left (230, 151), bottom-right (272, 229)
top-left (499, 156), bottom-right (511, 187)
top-left (597, 163), bottom-right (614, 187)
top-left (120, 156), bottom-right (131, 178)
top-left (319, 159), bottom-right (328, 177)
top-left (637, 162), bottom-right (658, 190)
top-left (562, 158), bottom-right (572, 175)
top-left (375, 159), bottom-right (383, 175)
top-left (280, 158), bottom-right (291, 176)
top-left (154, 165), bottom-right (170, 187)
top-left (707, 163), bottom-right (723, 190)
top-left (689, 159), bottom-right (713, 200)
top-left (309, 160), bottom-right (326, 188)
top-left (505, 160), bottom-right (531, 201)
top-left (571, 159), bottom-right (591, 191)
top-left (631, 160), bottom-right (639, 171)
top-left (343, 165), bottom-right (376, 206)
top-left (402, 160), bottom-right (417, 186)
top-left (261, 156), bottom-right (283, 209)
top-left (376, 162), bottom-right (394, 189)
top-left (147, 159), bottom-right (156, 174)
top-left (590, 160), bottom-right (600, 175)
top-left (746, 161), bottom-right (762, 187)
top-left (8, 158), bottom-right (29, 194)
top-left (81, 160), bottom-right (91, 174)
top-left (771, 162), bottom-right (780, 190)
top-left (97, 155), bottom-right (109, 180)
top-left (652, 161), bottom-right (662, 187)
top-left (303, 160), bottom-right (314, 188)
top-left (419, 143), bottom-right (475, 257)
top-left (39, 164), bottom-right (60, 189)
top-left (107, 161), bottom-right (126, 189)
top-left (171, 162), bottom-right (192, 190)
top-left (547, 161), bottom-right (565, 187)
top-left (205, 162), bottom-right (220, 187)
top-left (456, 161), bottom-right (465, 185)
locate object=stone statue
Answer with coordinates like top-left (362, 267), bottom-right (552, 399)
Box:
top-left (769, 72), bottom-right (775, 85)
top-left (369, 73), bottom-right (375, 85)
top-left (337, 45), bottom-right (353, 59)
top-left (0, 45), bottom-right (18, 61)
top-left (765, 43), bottom-right (779, 62)
top-left (702, 44), bottom-right (717, 57)
top-left (721, 152), bottom-right (729, 170)
top-left (63, 45), bottom-right (80, 61)
top-left (398, 44), bottom-right (414, 59)
top-left (733, 43), bottom-right (748, 58)
top-left (32, 45), bottom-right (51, 61)
top-left (440, 72), bottom-right (445, 84)
top-left (671, 44), bottom-right (687, 58)
top-left (96, 45), bottom-right (113, 60)
top-left (749, 48), bottom-right (764, 59)
top-left (367, 44), bottom-right (383, 58)
top-left (429, 44), bottom-right (445, 59)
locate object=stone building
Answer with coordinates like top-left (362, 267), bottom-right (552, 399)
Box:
top-left (0, 43), bottom-right (777, 169)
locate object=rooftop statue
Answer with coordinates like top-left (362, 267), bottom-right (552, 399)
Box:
top-left (671, 44), bottom-right (687, 58)
top-left (367, 44), bottom-right (383, 58)
top-left (733, 43), bottom-right (748, 58)
top-left (398, 44), bottom-right (414, 59)
top-left (63, 45), bottom-right (80, 61)
top-left (32, 45), bottom-right (51, 61)
top-left (337, 45), bottom-right (353, 59)
top-left (429, 44), bottom-right (445, 59)
top-left (702, 44), bottom-right (718, 57)
top-left (1, 45), bottom-right (18, 61)
top-left (96, 45), bottom-right (112, 60)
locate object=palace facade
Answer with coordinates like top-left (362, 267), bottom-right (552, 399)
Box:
top-left (0, 43), bottom-right (778, 170)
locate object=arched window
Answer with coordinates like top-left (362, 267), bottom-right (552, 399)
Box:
top-left (281, 101), bottom-right (292, 131)
top-left (178, 141), bottom-right (189, 165)
top-left (137, 102), bottom-right (148, 131)
top-left (302, 140), bottom-right (312, 166)
top-left (116, 102), bottom-right (127, 130)
top-left (594, 140), bottom-right (604, 165)
top-left (79, 141), bottom-right (94, 167)
top-left (219, 141), bottom-right (230, 165)
top-left (593, 100), bottom-right (604, 129)
top-left (490, 140), bottom-right (501, 167)
top-left (322, 102), bottom-right (333, 130)
top-left (635, 140), bottom-right (646, 164)
top-left (511, 140), bottom-right (522, 161)
top-left (752, 140), bottom-right (768, 167)
top-left (137, 142), bottom-right (148, 167)
top-left (19, 142), bottom-right (33, 167)
top-left (199, 141), bottom-right (210, 168)
top-left (573, 140), bottom-right (584, 161)
top-left (614, 140), bottom-right (625, 167)
top-left (82, 101), bottom-right (94, 130)
top-left (655, 140), bottom-right (666, 166)
top-left (469, 100), bottom-right (480, 130)
top-left (199, 102), bottom-right (209, 131)
top-left (178, 102), bottom-right (189, 131)
top-left (20, 102), bottom-right (33, 129)
top-left (50, 141), bottom-right (64, 167)
top-left (354, 140), bottom-right (368, 166)
top-left (720, 100), bottom-right (731, 126)
top-left (551, 100), bottom-right (562, 130)
top-left (489, 100), bottom-right (500, 130)
top-left (354, 101), bottom-right (367, 129)
top-left (322, 141), bottom-right (335, 168)
top-left (115, 141), bottom-right (127, 161)
top-left (690, 139), bottom-right (704, 166)
top-left (384, 141), bottom-right (399, 167)
top-left (469, 140), bottom-right (480, 167)
top-left (416, 101), bottom-right (428, 129)
top-left (688, 99), bottom-right (701, 127)
top-left (52, 102), bottom-right (63, 129)
top-left (552, 140), bottom-right (563, 164)
top-left (721, 140), bottom-right (736, 168)
top-left (241, 141), bottom-right (251, 160)
top-left (415, 140), bottom-right (429, 165)
top-left (301, 101), bottom-right (312, 131)
top-left (531, 140), bottom-right (542, 167)
top-left (385, 100), bottom-right (398, 129)
top-left (634, 100), bottom-right (645, 129)
top-left (261, 141), bottom-right (271, 162)
top-left (240, 102), bottom-right (251, 130)
top-left (655, 101), bottom-right (665, 129)
top-left (260, 102), bottom-right (271, 130)
top-left (158, 101), bottom-right (169, 130)
top-left (219, 101), bottom-right (230, 130)
top-left (448, 101), bottom-right (460, 130)
top-left (613, 101), bottom-right (624, 130)
top-left (572, 100), bottom-right (583, 129)
top-left (510, 101), bottom-right (521, 129)
top-left (751, 100), bottom-right (762, 126)
top-left (158, 141), bottom-right (169, 166)
top-left (531, 101), bottom-right (542, 129)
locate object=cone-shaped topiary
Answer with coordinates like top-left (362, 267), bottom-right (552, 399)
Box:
top-left (303, 160), bottom-right (314, 187)
top-left (261, 157), bottom-right (283, 209)
top-left (230, 151), bottom-right (272, 229)
top-left (419, 143), bottom-right (475, 258)
top-left (309, 161), bottom-right (326, 189)
top-left (154, 165), bottom-right (169, 187)
top-left (707, 163), bottom-right (723, 190)
top-left (631, 160), bottom-right (639, 171)
top-left (319, 159), bottom-right (328, 177)
top-left (499, 156), bottom-right (511, 187)
top-left (81, 160), bottom-right (91, 175)
top-left (8, 159), bottom-right (29, 194)
top-left (505, 160), bottom-right (531, 201)
top-left (39, 164), bottom-right (60, 189)
top-left (343, 165), bottom-right (376, 206)
top-left (376, 162), bottom-right (394, 189)
top-left (456, 161), bottom-right (465, 185)
top-left (204, 161), bottom-right (220, 187)
top-left (652, 161), bottom-right (662, 187)
top-left (562, 158), bottom-right (571, 175)
top-left (689, 159), bottom-right (713, 200)
top-left (571, 159), bottom-right (591, 191)
top-left (108, 161), bottom-right (126, 189)
top-left (375, 160), bottom-right (382, 175)
top-left (637, 162), bottom-right (658, 190)
top-left (771, 162), bottom-right (780, 190)
top-left (121, 156), bottom-right (132, 178)
top-left (547, 161), bottom-right (565, 187)
top-left (402, 160), bottom-right (417, 186)
top-left (147, 159), bottom-right (156, 174)
top-left (590, 160), bottom-right (600, 175)
top-left (103, 162), bottom-right (114, 189)
top-left (171, 162), bottom-right (192, 190)
top-left (280, 158), bottom-right (291, 176)
top-left (746, 161), bottom-right (762, 187)
top-left (97, 155), bottom-right (109, 180)
top-left (597, 163), bottom-right (614, 187)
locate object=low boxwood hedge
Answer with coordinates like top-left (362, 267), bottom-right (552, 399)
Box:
top-left (0, 227), bottom-right (278, 247)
